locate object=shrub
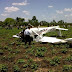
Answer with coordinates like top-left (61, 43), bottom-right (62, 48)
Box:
top-left (17, 59), bottom-right (25, 64)
top-left (28, 59), bottom-right (33, 63)
top-left (0, 45), bottom-right (3, 49)
top-left (14, 49), bottom-right (21, 54)
top-left (35, 47), bottom-right (47, 57)
top-left (30, 63), bottom-right (38, 70)
top-left (63, 65), bottom-right (72, 71)
top-left (35, 52), bottom-right (45, 57)
top-left (49, 56), bottom-right (61, 66)
top-left (0, 64), bottom-right (8, 72)
top-left (8, 48), bottom-right (13, 52)
top-left (61, 48), bottom-right (67, 54)
top-left (7, 54), bottom-right (15, 61)
top-left (50, 60), bottom-right (56, 66)
top-left (60, 44), bottom-right (66, 48)
top-left (55, 45), bottom-right (59, 48)
top-left (65, 55), bottom-right (72, 62)
top-left (4, 46), bottom-right (8, 50)
top-left (64, 44), bottom-right (69, 48)
top-left (13, 65), bottom-right (20, 72)
top-left (1, 56), bottom-right (7, 61)
top-left (23, 64), bottom-right (28, 68)
top-left (51, 49), bottom-right (57, 55)
top-left (25, 55), bottom-right (28, 59)
top-left (37, 47), bottom-right (47, 52)
top-left (0, 50), bottom-right (4, 55)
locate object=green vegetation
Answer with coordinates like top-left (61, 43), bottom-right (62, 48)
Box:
top-left (63, 65), bottom-right (72, 71)
top-left (0, 26), bottom-right (72, 72)
top-left (0, 16), bottom-right (72, 28)
top-left (61, 48), bottom-right (67, 54)
top-left (0, 64), bottom-right (8, 72)
top-left (65, 55), bottom-right (72, 62)
top-left (0, 49), bottom-right (4, 55)
top-left (13, 65), bottom-right (20, 72)
top-left (17, 59), bottom-right (25, 64)
top-left (30, 63), bottom-right (38, 70)
top-left (49, 56), bottom-right (61, 66)
top-left (35, 47), bottom-right (47, 57)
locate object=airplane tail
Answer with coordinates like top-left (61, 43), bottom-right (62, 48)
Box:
top-left (64, 38), bottom-right (72, 43)
top-left (56, 26), bottom-right (68, 37)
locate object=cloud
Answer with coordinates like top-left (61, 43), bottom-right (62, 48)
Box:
top-left (64, 8), bottom-right (72, 12)
top-left (70, 14), bottom-right (72, 16)
top-left (23, 10), bottom-right (30, 15)
top-left (49, 16), bottom-right (57, 21)
top-left (22, 17), bottom-right (28, 21)
top-left (12, 0), bottom-right (29, 6)
top-left (64, 15), bottom-right (69, 17)
top-left (5, 6), bottom-right (19, 12)
top-left (65, 14), bottom-right (72, 17)
top-left (48, 6), bottom-right (53, 8)
top-left (1, 13), bottom-right (9, 16)
top-left (56, 10), bottom-right (63, 14)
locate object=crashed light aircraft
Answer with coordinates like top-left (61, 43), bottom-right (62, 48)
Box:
top-left (13, 26), bottom-right (72, 44)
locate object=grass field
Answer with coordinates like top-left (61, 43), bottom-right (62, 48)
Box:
top-left (0, 27), bottom-right (72, 72)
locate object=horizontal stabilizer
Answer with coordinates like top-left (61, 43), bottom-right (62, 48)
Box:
top-left (56, 28), bottom-right (68, 30)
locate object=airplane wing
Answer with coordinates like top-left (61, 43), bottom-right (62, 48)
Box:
top-left (38, 26), bottom-right (68, 36)
top-left (38, 36), bottom-right (67, 43)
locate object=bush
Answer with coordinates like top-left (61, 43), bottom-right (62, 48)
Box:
top-left (0, 50), bottom-right (4, 55)
top-left (0, 45), bottom-right (3, 49)
top-left (4, 46), bottom-right (8, 50)
top-left (1, 56), bottom-right (7, 61)
top-left (28, 59), bottom-right (33, 63)
top-left (8, 48), bottom-right (13, 52)
top-left (50, 60), bottom-right (56, 66)
top-left (49, 56), bottom-right (61, 66)
top-left (14, 49), bottom-right (21, 54)
top-left (65, 55), bottom-right (72, 62)
top-left (17, 59), bottom-right (25, 64)
top-left (30, 63), bottom-right (38, 70)
top-left (35, 47), bottom-right (47, 57)
top-left (23, 64), bottom-right (28, 68)
top-left (7, 54), bottom-right (15, 61)
top-left (55, 45), bottom-right (59, 48)
top-left (51, 49), bottom-right (57, 55)
top-left (0, 64), bottom-right (8, 72)
top-left (13, 65), bottom-right (20, 72)
top-left (37, 47), bottom-right (47, 52)
top-left (61, 48), bottom-right (67, 54)
top-left (63, 65), bottom-right (72, 71)
top-left (25, 55), bottom-right (28, 59)
top-left (35, 52), bottom-right (45, 57)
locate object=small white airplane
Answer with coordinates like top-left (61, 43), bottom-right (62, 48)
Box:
top-left (13, 25), bottom-right (72, 44)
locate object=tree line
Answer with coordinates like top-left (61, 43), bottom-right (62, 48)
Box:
top-left (0, 16), bottom-right (72, 28)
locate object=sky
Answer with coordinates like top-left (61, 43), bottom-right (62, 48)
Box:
top-left (0, 0), bottom-right (72, 23)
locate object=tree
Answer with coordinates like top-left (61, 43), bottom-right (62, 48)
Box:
top-left (40, 21), bottom-right (49, 26)
top-left (28, 16), bottom-right (39, 26)
top-left (50, 20), bottom-right (56, 26)
top-left (16, 17), bottom-right (25, 26)
top-left (58, 20), bottom-right (64, 24)
top-left (32, 16), bottom-right (36, 20)
top-left (4, 18), bottom-right (15, 26)
top-left (0, 21), bottom-right (4, 27)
